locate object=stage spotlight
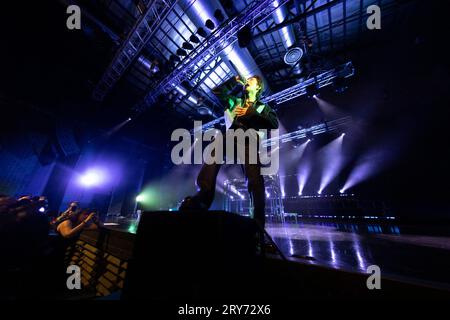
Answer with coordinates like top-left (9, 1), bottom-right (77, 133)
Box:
top-left (205, 19), bottom-right (215, 30)
top-left (237, 24), bottom-right (252, 48)
top-left (39, 207), bottom-right (45, 213)
top-left (182, 42), bottom-right (194, 50)
top-left (339, 189), bottom-right (345, 194)
top-left (135, 188), bottom-right (159, 208)
top-left (284, 47), bottom-right (304, 66)
top-left (176, 48), bottom-right (187, 56)
top-left (306, 83), bottom-right (318, 99)
top-left (298, 191), bottom-right (302, 196)
top-left (190, 34), bottom-right (200, 44)
top-left (128, 117), bottom-right (132, 121)
top-left (79, 169), bottom-right (105, 187)
top-left (214, 9), bottom-right (225, 22)
top-left (197, 27), bottom-right (208, 38)
top-left (317, 190), bottom-right (322, 195)
top-left (198, 106), bottom-right (213, 116)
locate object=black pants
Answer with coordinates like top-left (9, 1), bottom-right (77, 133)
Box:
top-left (194, 139), bottom-right (266, 229)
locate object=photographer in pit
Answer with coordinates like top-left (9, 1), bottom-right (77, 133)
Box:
top-left (56, 206), bottom-right (98, 239)
top-left (50, 201), bottom-right (79, 227)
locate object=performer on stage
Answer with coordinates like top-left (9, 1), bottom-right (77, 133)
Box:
top-left (179, 74), bottom-right (278, 230)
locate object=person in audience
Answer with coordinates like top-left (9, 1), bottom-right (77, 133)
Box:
top-left (50, 201), bottom-right (80, 226)
top-left (56, 208), bottom-right (98, 239)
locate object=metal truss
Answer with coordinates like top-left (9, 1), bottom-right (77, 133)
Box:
top-left (193, 116), bottom-right (226, 133)
top-left (262, 116), bottom-right (353, 147)
top-left (92, 0), bottom-right (178, 101)
top-left (195, 61), bottom-right (354, 132)
top-left (174, 56), bottom-right (228, 113)
top-left (263, 61), bottom-right (354, 105)
top-left (134, 0), bottom-right (290, 112)
top-left (223, 175), bottom-right (284, 218)
top-left (193, 115), bottom-right (352, 147)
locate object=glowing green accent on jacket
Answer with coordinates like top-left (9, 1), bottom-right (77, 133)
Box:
top-left (227, 97), bottom-right (244, 111)
top-left (227, 98), bottom-right (235, 110)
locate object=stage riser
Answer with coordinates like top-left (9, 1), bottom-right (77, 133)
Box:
top-left (62, 212), bottom-right (450, 300)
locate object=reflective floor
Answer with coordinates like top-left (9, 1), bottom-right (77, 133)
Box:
top-left (267, 221), bottom-right (450, 288)
top-left (104, 216), bottom-right (450, 289)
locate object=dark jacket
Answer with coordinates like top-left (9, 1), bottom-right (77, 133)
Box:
top-left (212, 78), bottom-right (279, 131)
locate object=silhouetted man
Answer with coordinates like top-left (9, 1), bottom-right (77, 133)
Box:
top-left (180, 75), bottom-right (278, 230)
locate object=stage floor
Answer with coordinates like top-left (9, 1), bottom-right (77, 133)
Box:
top-left (267, 221), bottom-right (450, 289)
top-left (103, 217), bottom-right (450, 289)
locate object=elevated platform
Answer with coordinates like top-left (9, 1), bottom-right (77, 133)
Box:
top-left (61, 211), bottom-right (450, 300)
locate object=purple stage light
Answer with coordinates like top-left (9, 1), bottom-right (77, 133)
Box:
top-left (292, 140), bottom-right (310, 160)
top-left (318, 135), bottom-right (346, 194)
top-left (314, 95), bottom-right (345, 118)
top-left (79, 168), bottom-right (106, 187)
top-left (341, 160), bottom-right (374, 192)
top-left (279, 168), bottom-right (286, 203)
top-left (342, 146), bottom-right (395, 192)
top-left (297, 161), bottom-right (311, 197)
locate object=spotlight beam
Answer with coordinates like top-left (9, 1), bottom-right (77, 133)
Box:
top-left (297, 160), bottom-right (311, 197)
top-left (314, 95), bottom-right (346, 119)
top-left (318, 135), bottom-right (345, 194)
